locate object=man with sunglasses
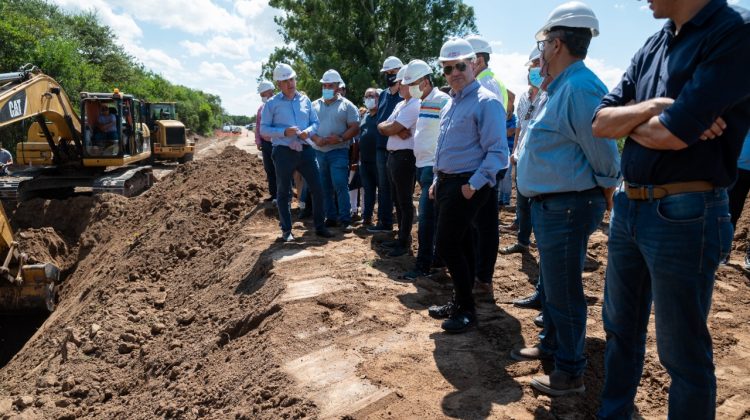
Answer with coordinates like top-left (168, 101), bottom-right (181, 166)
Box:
top-left (592, 0), bottom-right (750, 417)
top-left (511, 2), bottom-right (620, 397)
top-left (427, 38), bottom-right (509, 333)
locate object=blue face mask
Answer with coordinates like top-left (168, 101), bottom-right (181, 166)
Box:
top-left (529, 67), bottom-right (544, 88)
top-left (322, 88), bottom-right (335, 100)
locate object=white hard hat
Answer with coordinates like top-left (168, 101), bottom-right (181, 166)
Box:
top-left (340, 81), bottom-right (346, 88)
top-left (257, 80), bottom-right (274, 94)
top-left (465, 34), bottom-right (492, 54)
top-left (380, 56), bottom-right (403, 72)
top-left (536, 1), bottom-right (600, 41)
top-left (525, 48), bottom-right (541, 66)
top-left (319, 69), bottom-right (344, 84)
top-left (273, 63), bottom-right (297, 81)
top-left (438, 38), bottom-right (476, 62)
top-left (402, 59), bottom-right (432, 85)
top-left (394, 66), bottom-right (407, 83)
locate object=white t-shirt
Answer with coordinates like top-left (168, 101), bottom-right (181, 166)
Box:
top-left (386, 97), bottom-right (420, 151)
top-left (413, 89), bottom-right (451, 168)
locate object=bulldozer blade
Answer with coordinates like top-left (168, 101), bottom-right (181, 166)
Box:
top-left (0, 263), bottom-right (59, 313)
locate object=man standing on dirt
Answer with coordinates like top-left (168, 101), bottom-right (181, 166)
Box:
top-left (511, 2), bottom-right (619, 397)
top-left (256, 80), bottom-right (277, 204)
top-left (311, 69), bottom-right (360, 230)
top-left (426, 38), bottom-right (508, 333)
top-left (367, 56), bottom-right (404, 234)
top-left (592, 0), bottom-right (750, 418)
top-left (260, 63), bottom-right (334, 242)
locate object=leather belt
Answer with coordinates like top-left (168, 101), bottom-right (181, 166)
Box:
top-left (625, 181), bottom-right (714, 200)
top-left (531, 187), bottom-right (599, 202)
top-left (436, 171), bottom-right (472, 180)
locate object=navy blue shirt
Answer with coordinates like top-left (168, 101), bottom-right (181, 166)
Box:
top-left (359, 112), bottom-right (378, 163)
top-left (596, 0), bottom-right (750, 187)
top-left (375, 88), bottom-right (403, 149)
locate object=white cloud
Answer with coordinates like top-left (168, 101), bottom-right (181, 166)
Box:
top-left (584, 57), bottom-right (625, 91)
top-left (179, 36), bottom-right (260, 60)
top-left (236, 0), bottom-right (270, 19)
top-left (234, 59), bottom-right (263, 75)
top-left (48, 0), bottom-right (143, 49)
top-left (199, 62), bottom-right (239, 83)
top-left (109, 0), bottom-right (247, 36)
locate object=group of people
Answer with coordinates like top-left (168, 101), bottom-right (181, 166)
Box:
top-left (255, 0), bottom-right (750, 418)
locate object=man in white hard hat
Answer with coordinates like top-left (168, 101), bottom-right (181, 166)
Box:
top-left (464, 34), bottom-right (514, 116)
top-left (367, 56), bottom-right (404, 234)
top-left (511, 2), bottom-right (620, 397)
top-left (377, 65), bottom-right (420, 257)
top-left (310, 69), bottom-right (360, 230)
top-left (261, 63), bottom-right (334, 242)
top-left (400, 59), bottom-right (451, 280)
top-left (592, 0), bottom-right (750, 417)
top-left (358, 87), bottom-right (381, 226)
top-left (426, 38), bottom-right (508, 333)
top-left (255, 79), bottom-right (277, 204)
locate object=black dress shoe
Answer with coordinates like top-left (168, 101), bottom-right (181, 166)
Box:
top-left (534, 312), bottom-right (544, 328)
top-left (367, 224), bottom-right (392, 233)
top-left (513, 291), bottom-right (542, 310)
top-left (441, 310), bottom-right (476, 333)
top-left (316, 228), bottom-right (335, 238)
top-left (325, 219), bottom-right (339, 228)
top-left (428, 301), bottom-right (456, 319)
top-left (381, 240), bottom-right (401, 249)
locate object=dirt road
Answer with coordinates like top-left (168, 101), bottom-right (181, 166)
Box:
top-left (0, 136), bottom-right (748, 419)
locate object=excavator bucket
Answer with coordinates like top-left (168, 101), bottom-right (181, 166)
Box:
top-left (0, 263), bottom-right (59, 313)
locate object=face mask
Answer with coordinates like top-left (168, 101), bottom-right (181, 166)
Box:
top-left (364, 98), bottom-right (376, 109)
top-left (529, 68), bottom-right (544, 88)
top-left (540, 41), bottom-right (556, 78)
top-left (408, 84), bottom-right (423, 99)
top-left (322, 89), bottom-right (335, 100)
top-left (385, 73), bottom-right (397, 87)
top-left (261, 97), bottom-right (269, 103)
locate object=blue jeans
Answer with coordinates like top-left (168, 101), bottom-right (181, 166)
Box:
top-left (532, 188), bottom-right (606, 377)
top-left (359, 160), bottom-right (377, 220)
top-left (598, 189), bottom-right (731, 420)
top-left (375, 148), bottom-right (393, 227)
top-left (271, 145), bottom-right (325, 233)
top-left (416, 166), bottom-right (436, 270)
top-left (315, 148), bottom-right (351, 223)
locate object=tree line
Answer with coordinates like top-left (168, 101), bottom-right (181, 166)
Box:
top-left (0, 0), bottom-right (224, 152)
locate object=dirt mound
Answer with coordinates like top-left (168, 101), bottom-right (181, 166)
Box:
top-left (0, 146), bottom-right (316, 419)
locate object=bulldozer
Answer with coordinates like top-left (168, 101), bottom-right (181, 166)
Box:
top-left (144, 102), bottom-right (194, 164)
top-left (0, 204), bottom-right (59, 312)
top-left (0, 64), bottom-right (154, 201)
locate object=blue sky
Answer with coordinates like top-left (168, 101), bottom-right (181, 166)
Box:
top-left (49, 0), bottom-right (748, 116)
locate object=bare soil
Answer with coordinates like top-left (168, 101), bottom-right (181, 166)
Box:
top-left (0, 132), bottom-right (748, 419)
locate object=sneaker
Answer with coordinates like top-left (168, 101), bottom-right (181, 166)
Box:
top-left (533, 312), bottom-right (544, 328)
top-left (367, 224), bottom-right (392, 233)
top-left (509, 345), bottom-right (553, 361)
top-left (531, 370), bottom-right (585, 397)
top-left (499, 243), bottom-right (529, 255)
top-left (351, 213), bottom-right (362, 222)
top-left (342, 224), bottom-right (356, 232)
top-left (512, 291), bottom-right (541, 309)
top-left (403, 267), bottom-right (430, 280)
top-left (387, 247), bottom-right (408, 257)
top-left (279, 231), bottom-right (295, 242)
top-left (428, 301), bottom-right (456, 319)
top-left (315, 228), bottom-right (335, 238)
top-left (441, 310), bottom-right (476, 333)
top-left (744, 254), bottom-right (750, 272)
top-left (325, 219), bottom-right (339, 228)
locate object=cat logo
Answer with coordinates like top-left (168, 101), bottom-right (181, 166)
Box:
top-left (8, 99), bottom-right (22, 118)
top-left (0, 90), bottom-right (27, 123)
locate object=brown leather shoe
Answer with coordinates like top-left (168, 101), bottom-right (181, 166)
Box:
top-left (531, 370), bottom-right (585, 397)
top-left (509, 346), bottom-right (553, 361)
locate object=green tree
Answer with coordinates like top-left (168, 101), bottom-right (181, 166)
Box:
top-left (263, 0), bottom-right (476, 104)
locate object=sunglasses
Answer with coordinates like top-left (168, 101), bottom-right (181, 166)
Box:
top-left (443, 61), bottom-right (469, 75)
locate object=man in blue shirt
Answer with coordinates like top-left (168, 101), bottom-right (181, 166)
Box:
top-left (592, 0), bottom-right (750, 418)
top-left (426, 38), bottom-right (508, 333)
top-left (512, 2), bottom-right (620, 397)
top-left (261, 63), bottom-right (334, 242)
top-left (367, 56), bottom-right (404, 233)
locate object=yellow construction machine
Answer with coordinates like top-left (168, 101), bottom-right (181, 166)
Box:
top-left (0, 205), bottom-right (59, 312)
top-left (144, 102), bottom-right (194, 163)
top-left (0, 65), bottom-right (153, 201)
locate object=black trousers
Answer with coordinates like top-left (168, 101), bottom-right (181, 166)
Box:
top-left (387, 150), bottom-right (416, 247)
top-left (435, 177), bottom-right (490, 312)
top-left (729, 168), bottom-right (750, 228)
top-left (473, 169), bottom-right (507, 284)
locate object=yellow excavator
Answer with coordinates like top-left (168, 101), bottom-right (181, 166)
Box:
top-left (144, 102), bottom-right (194, 163)
top-left (0, 64), bottom-right (153, 201)
top-left (0, 204), bottom-right (59, 312)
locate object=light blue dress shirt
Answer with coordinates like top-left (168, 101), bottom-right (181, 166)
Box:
top-left (260, 91), bottom-right (319, 148)
top-left (517, 61), bottom-right (620, 197)
top-left (737, 131), bottom-right (750, 171)
top-left (434, 80), bottom-right (509, 190)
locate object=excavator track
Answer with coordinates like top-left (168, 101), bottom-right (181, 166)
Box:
top-left (92, 166), bottom-right (154, 197)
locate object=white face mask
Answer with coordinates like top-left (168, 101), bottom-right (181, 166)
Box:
top-left (364, 98), bottom-right (376, 109)
top-left (261, 97), bottom-right (269, 103)
top-left (408, 84), bottom-right (423, 99)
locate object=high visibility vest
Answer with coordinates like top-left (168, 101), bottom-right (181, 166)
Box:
top-left (477, 69), bottom-right (509, 109)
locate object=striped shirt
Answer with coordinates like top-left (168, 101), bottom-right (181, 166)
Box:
top-left (413, 88), bottom-right (450, 168)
